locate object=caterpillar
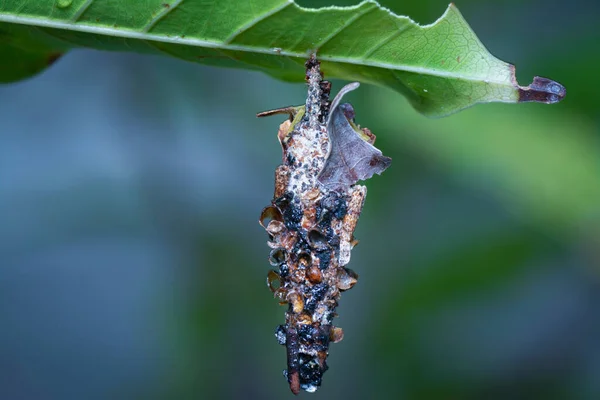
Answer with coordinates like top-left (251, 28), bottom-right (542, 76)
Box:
top-left (258, 56), bottom-right (391, 394)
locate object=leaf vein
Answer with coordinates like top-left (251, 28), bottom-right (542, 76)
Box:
top-left (72, 0), bottom-right (94, 22)
top-left (361, 24), bottom-right (409, 60)
top-left (143, 0), bottom-right (184, 33)
top-left (0, 12), bottom-right (512, 86)
top-left (223, 1), bottom-right (292, 45)
top-left (313, 4), bottom-right (376, 51)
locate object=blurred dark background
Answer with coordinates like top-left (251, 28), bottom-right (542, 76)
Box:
top-left (1, 0), bottom-right (599, 399)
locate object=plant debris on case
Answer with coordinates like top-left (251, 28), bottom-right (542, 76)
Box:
top-left (258, 56), bottom-right (391, 395)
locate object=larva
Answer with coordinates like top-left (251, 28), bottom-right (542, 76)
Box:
top-left (258, 56), bottom-right (391, 394)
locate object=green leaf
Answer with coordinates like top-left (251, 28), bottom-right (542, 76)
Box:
top-left (0, 1), bottom-right (563, 116)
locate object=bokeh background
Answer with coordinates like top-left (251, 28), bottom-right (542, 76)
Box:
top-left (1, 0), bottom-right (599, 399)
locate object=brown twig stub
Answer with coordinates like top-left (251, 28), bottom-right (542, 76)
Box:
top-left (260, 56), bottom-right (391, 394)
top-left (256, 106), bottom-right (297, 119)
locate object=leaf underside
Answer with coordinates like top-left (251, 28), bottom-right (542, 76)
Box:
top-left (0, 0), bottom-right (564, 116)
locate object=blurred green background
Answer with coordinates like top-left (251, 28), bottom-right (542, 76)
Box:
top-left (1, 0), bottom-right (599, 399)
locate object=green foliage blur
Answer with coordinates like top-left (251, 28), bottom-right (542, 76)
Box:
top-left (1, 1), bottom-right (599, 399)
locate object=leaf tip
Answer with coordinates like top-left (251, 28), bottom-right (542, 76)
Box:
top-left (517, 76), bottom-right (566, 104)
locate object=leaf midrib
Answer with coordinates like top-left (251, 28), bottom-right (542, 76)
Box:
top-left (0, 12), bottom-right (511, 86)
